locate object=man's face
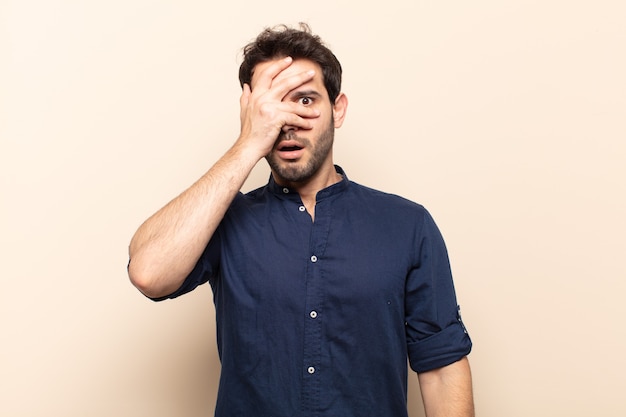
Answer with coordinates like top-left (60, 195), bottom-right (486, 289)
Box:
top-left (250, 58), bottom-right (337, 184)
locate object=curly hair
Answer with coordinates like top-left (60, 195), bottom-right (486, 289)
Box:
top-left (238, 23), bottom-right (342, 103)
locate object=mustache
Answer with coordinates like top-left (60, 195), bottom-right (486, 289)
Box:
top-left (276, 130), bottom-right (310, 146)
top-left (279, 130), bottom-right (298, 141)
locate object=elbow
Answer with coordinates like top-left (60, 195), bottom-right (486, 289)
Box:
top-left (127, 258), bottom-right (171, 299)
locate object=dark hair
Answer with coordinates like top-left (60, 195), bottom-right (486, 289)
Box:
top-left (238, 23), bottom-right (342, 103)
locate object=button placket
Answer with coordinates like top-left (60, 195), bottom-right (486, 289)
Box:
top-left (301, 199), bottom-right (330, 412)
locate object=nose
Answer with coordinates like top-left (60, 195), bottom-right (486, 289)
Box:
top-left (281, 124), bottom-right (298, 133)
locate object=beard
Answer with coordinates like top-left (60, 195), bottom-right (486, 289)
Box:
top-left (266, 118), bottom-right (335, 184)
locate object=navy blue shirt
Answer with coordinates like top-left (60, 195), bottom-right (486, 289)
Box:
top-left (156, 166), bottom-right (471, 417)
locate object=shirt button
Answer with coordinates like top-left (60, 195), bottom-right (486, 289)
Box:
top-left (299, 205), bottom-right (306, 212)
top-left (282, 187), bottom-right (289, 194)
top-left (309, 311), bottom-right (318, 319)
top-left (310, 255), bottom-right (318, 263)
top-left (307, 366), bottom-right (315, 374)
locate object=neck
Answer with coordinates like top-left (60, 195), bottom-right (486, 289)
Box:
top-left (273, 163), bottom-right (342, 220)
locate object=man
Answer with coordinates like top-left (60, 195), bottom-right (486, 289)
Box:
top-left (128, 23), bottom-right (474, 417)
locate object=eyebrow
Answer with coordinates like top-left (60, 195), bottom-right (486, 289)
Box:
top-left (288, 89), bottom-right (323, 99)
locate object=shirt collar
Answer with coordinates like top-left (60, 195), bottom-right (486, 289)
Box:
top-left (267, 165), bottom-right (349, 200)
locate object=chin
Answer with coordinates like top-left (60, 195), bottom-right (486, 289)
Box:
top-left (270, 161), bottom-right (316, 184)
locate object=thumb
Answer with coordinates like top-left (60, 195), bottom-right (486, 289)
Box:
top-left (240, 83), bottom-right (251, 108)
top-left (239, 83), bottom-right (251, 123)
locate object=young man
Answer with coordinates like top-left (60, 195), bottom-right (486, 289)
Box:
top-left (128, 23), bottom-right (474, 417)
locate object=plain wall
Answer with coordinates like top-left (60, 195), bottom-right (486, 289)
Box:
top-left (2, 1), bottom-right (625, 416)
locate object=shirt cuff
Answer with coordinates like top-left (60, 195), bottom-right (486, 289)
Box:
top-left (407, 322), bottom-right (472, 373)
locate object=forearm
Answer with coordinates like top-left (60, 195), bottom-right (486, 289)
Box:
top-left (129, 58), bottom-right (320, 298)
top-left (128, 142), bottom-right (261, 298)
top-left (418, 356), bottom-right (475, 417)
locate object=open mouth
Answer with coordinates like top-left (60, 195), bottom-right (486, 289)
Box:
top-left (279, 145), bottom-right (303, 152)
top-left (276, 142), bottom-right (305, 160)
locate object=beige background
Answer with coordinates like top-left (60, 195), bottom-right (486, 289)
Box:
top-left (2, 0), bottom-right (625, 416)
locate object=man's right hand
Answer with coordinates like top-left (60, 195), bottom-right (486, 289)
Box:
top-left (237, 56), bottom-right (320, 158)
top-left (128, 57), bottom-right (322, 299)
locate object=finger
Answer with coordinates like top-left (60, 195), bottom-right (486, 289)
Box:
top-left (282, 102), bottom-right (320, 120)
top-left (251, 56), bottom-right (294, 92)
top-left (270, 69), bottom-right (317, 102)
top-left (277, 106), bottom-right (320, 130)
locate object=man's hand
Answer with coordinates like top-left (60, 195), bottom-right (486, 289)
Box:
top-left (130, 57), bottom-right (322, 298)
top-left (128, 57), bottom-right (324, 299)
top-left (237, 56), bottom-right (320, 157)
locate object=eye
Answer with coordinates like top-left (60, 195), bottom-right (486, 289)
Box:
top-left (297, 96), bottom-right (314, 106)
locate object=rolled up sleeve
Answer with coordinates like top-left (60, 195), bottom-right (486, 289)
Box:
top-left (405, 210), bottom-right (472, 373)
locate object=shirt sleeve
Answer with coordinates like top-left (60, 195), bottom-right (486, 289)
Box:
top-left (405, 209), bottom-right (472, 373)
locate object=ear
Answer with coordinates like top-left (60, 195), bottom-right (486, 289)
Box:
top-left (332, 93), bottom-right (348, 128)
